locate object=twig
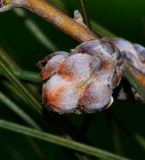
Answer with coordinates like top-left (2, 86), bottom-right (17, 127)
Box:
top-left (50, 0), bottom-right (117, 37)
top-left (0, 0), bottom-right (96, 42)
top-left (24, 0), bottom-right (97, 41)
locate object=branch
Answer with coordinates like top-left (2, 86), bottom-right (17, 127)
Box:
top-left (0, 0), bottom-right (97, 42)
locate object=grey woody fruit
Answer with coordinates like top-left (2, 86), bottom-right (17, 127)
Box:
top-left (112, 38), bottom-right (145, 73)
top-left (39, 39), bottom-right (122, 114)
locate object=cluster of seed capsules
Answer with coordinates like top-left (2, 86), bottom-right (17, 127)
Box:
top-left (39, 38), bottom-right (145, 114)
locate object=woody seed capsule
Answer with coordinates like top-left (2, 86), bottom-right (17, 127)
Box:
top-left (39, 39), bottom-right (121, 114)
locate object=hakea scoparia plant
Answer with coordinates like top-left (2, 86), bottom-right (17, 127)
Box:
top-left (38, 38), bottom-right (145, 114)
top-left (1, 0), bottom-right (145, 113)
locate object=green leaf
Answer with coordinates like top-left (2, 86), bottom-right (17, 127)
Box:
top-left (0, 120), bottom-right (131, 160)
top-left (0, 61), bottom-right (42, 114)
top-left (0, 92), bottom-right (40, 129)
top-left (14, 8), bottom-right (58, 51)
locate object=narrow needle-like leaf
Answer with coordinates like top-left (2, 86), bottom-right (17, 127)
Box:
top-left (0, 69), bottom-right (40, 83)
top-left (91, 20), bottom-right (117, 37)
top-left (0, 47), bottom-right (19, 69)
top-left (13, 69), bottom-right (40, 83)
top-left (0, 48), bottom-right (40, 83)
top-left (110, 122), bottom-right (123, 155)
top-left (14, 8), bottom-right (58, 51)
top-left (79, 0), bottom-right (91, 28)
top-left (0, 61), bottom-right (42, 114)
top-left (0, 120), bottom-right (131, 160)
top-left (0, 92), bottom-right (40, 129)
top-left (133, 134), bottom-right (145, 151)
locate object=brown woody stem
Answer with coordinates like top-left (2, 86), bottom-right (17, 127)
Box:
top-left (0, 0), bottom-right (97, 41)
top-left (22, 0), bottom-right (97, 42)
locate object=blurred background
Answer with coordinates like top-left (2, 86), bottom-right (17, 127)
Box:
top-left (0, 0), bottom-right (145, 159)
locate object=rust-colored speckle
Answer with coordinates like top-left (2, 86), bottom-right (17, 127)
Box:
top-left (58, 61), bottom-right (76, 81)
top-left (40, 66), bottom-right (53, 80)
top-left (101, 61), bottom-right (112, 70)
top-left (42, 84), bottom-right (66, 111)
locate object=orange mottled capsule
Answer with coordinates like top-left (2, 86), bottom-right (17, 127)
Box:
top-left (39, 39), bottom-right (122, 114)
